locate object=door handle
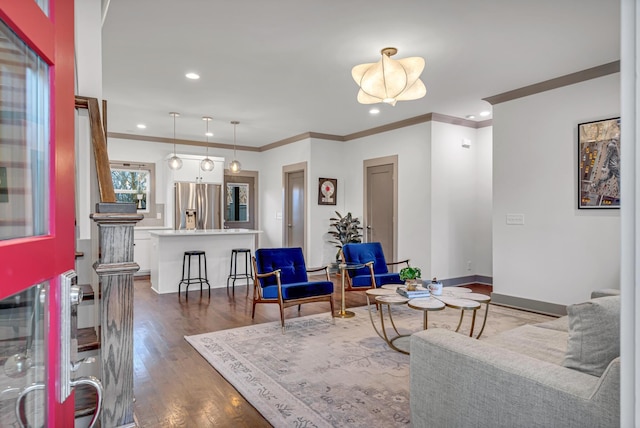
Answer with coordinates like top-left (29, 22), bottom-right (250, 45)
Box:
top-left (288, 224), bottom-right (293, 228)
top-left (366, 225), bottom-right (372, 229)
top-left (15, 376), bottom-right (103, 428)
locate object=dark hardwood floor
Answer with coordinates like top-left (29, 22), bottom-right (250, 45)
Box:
top-left (132, 276), bottom-right (491, 427)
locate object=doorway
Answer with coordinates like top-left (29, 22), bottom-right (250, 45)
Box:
top-left (364, 156), bottom-right (398, 263)
top-left (224, 170), bottom-right (258, 231)
top-left (283, 162), bottom-right (307, 253)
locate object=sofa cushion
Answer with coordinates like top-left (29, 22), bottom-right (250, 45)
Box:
top-left (483, 324), bottom-right (568, 365)
top-left (563, 295), bottom-right (620, 377)
top-left (534, 316), bottom-right (568, 332)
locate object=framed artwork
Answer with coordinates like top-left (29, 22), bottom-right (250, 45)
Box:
top-left (578, 117), bottom-right (621, 209)
top-left (318, 178), bottom-right (337, 205)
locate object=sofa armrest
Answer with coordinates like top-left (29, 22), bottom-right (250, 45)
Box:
top-left (591, 288), bottom-right (620, 299)
top-left (410, 329), bottom-right (619, 428)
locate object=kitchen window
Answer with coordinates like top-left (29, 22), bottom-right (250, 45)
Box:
top-left (110, 161), bottom-right (156, 217)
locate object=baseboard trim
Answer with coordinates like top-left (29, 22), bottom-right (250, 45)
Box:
top-left (490, 293), bottom-right (567, 317)
top-left (440, 275), bottom-right (493, 287)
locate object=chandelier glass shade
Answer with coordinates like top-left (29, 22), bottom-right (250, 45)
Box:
top-left (167, 112), bottom-right (183, 170)
top-left (229, 121), bottom-right (241, 173)
top-left (200, 116), bottom-right (215, 172)
top-left (351, 47), bottom-right (426, 106)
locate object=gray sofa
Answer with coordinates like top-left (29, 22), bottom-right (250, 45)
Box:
top-left (410, 292), bottom-right (620, 428)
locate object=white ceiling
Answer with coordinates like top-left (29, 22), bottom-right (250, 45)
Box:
top-left (101, 0), bottom-right (620, 149)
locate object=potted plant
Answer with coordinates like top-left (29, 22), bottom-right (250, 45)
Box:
top-left (328, 211), bottom-right (363, 260)
top-left (400, 266), bottom-right (422, 291)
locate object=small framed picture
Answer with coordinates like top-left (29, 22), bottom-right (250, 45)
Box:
top-left (578, 117), bottom-right (620, 209)
top-left (318, 178), bottom-right (337, 205)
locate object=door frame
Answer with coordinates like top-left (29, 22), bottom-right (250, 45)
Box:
top-left (283, 162), bottom-right (307, 255)
top-left (225, 169), bottom-right (259, 248)
top-left (363, 155), bottom-right (398, 262)
top-left (0, 0), bottom-right (76, 425)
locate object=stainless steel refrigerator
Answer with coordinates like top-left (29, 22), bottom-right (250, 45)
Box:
top-left (174, 182), bottom-right (222, 230)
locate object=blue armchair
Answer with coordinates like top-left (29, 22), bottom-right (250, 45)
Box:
top-left (252, 247), bottom-right (334, 327)
top-left (341, 242), bottom-right (409, 289)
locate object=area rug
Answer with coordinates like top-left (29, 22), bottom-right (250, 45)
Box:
top-left (185, 303), bottom-right (554, 427)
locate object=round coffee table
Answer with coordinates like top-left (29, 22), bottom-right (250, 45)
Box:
top-left (365, 288), bottom-right (413, 354)
top-left (407, 297), bottom-right (445, 329)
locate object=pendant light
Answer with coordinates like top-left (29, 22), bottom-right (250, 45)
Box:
top-left (229, 120), bottom-right (241, 173)
top-left (167, 112), bottom-right (183, 170)
top-left (200, 116), bottom-right (215, 172)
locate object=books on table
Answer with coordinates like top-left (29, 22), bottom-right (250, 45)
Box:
top-left (396, 286), bottom-right (431, 298)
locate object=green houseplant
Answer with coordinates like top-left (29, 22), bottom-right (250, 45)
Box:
top-left (328, 211), bottom-right (363, 259)
top-left (400, 266), bottom-right (422, 290)
top-left (399, 266), bottom-right (422, 281)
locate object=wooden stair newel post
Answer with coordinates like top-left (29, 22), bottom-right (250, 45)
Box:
top-left (91, 203), bottom-right (143, 428)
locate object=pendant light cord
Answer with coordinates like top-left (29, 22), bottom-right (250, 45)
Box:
top-left (233, 123), bottom-right (237, 157)
top-left (205, 119), bottom-right (210, 156)
top-left (173, 113), bottom-right (177, 154)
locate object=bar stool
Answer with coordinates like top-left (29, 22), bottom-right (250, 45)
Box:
top-left (179, 250), bottom-right (210, 298)
top-left (227, 248), bottom-right (252, 293)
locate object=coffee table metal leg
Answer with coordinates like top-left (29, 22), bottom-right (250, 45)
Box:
top-left (366, 295), bottom-right (385, 340)
top-left (455, 311), bottom-right (465, 332)
top-left (468, 310), bottom-right (477, 337)
top-left (475, 302), bottom-right (490, 339)
top-left (379, 304), bottom-right (409, 355)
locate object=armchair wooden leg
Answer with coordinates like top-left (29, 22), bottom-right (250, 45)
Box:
top-left (252, 301), bottom-right (257, 319)
top-left (297, 304), bottom-right (301, 311)
top-left (329, 298), bottom-right (335, 318)
top-left (279, 304), bottom-right (285, 328)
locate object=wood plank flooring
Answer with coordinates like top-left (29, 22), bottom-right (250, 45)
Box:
top-left (132, 277), bottom-right (491, 427)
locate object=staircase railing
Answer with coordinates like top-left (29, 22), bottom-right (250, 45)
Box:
top-left (76, 95), bottom-right (142, 427)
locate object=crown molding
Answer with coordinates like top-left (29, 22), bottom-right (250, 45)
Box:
top-left (106, 132), bottom-right (261, 152)
top-left (483, 61), bottom-right (620, 106)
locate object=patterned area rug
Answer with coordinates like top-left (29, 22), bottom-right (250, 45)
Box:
top-left (185, 303), bottom-right (553, 427)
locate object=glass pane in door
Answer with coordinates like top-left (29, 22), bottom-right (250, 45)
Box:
top-left (35, 0), bottom-right (50, 16)
top-left (0, 282), bottom-right (46, 427)
top-left (0, 19), bottom-right (50, 241)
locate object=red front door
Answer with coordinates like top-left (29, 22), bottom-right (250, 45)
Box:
top-left (0, 0), bottom-right (75, 426)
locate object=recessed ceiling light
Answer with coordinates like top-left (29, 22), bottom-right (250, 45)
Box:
top-left (479, 111), bottom-right (491, 117)
top-left (185, 72), bottom-right (200, 80)
top-left (369, 108), bottom-right (380, 115)
top-left (205, 132), bottom-right (213, 137)
top-left (136, 124), bottom-right (146, 129)
top-left (466, 114), bottom-right (476, 119)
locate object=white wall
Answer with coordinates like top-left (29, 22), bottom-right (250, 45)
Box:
top-left (340, 123), bottom-right (433, 273)
top-left (256, 139), bottom-right (311, 249)
top-left (106, 120), bottom-right (493, 283)
top-left (493, 73), bottom-right (620, 306)
top-left (431, 122), bottom-right (492, 280)
top-left (475, 126), bottom-right (493, 277)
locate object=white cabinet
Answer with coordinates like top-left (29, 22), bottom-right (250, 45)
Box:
top-left (134, 228), bottom-right (171, 275)
top-left (168, 155), bottom-right (224, 184)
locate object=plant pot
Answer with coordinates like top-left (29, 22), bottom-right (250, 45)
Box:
top-left (405, 280), bottom-right (418, 291)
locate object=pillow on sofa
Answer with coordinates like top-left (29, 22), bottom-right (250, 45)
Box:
top-left (563, 295), bottom-right (620, 377)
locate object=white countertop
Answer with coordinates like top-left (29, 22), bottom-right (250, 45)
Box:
top-left (149, 228), bottom-right (262, 237)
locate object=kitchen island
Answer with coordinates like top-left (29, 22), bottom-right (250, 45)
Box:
top-left (149, 229), bottom-right (261, 294)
